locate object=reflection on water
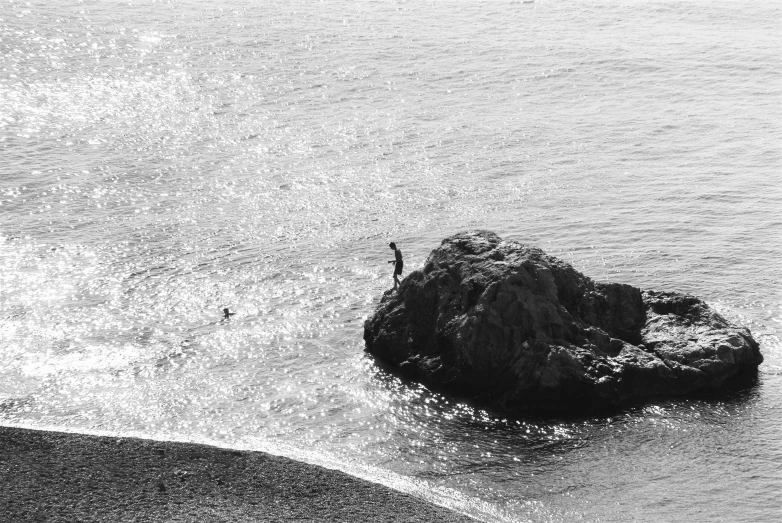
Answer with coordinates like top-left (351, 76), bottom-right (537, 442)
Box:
top-left (1, 0), bottom-right (781, 521)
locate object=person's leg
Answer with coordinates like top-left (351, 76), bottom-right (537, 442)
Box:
top-left (393, 273), bottom-right (399, 289)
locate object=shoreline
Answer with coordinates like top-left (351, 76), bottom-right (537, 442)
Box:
top-left (0, 426), bottom-right (478, 522)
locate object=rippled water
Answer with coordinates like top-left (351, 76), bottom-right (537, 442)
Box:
top-left (1, 1), bottom-right (780, 521)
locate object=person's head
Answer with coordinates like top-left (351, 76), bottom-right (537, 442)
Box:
top-left (389, 242), bottom-right (396, 250)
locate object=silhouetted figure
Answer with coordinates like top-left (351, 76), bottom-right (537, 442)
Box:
top-left (222, 308), bottom-right (235, 320)
top-left (388, 242), bottom-right (403, 290)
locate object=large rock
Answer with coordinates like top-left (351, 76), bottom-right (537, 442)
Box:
top-left (363, 231), bottom-right (763, 413)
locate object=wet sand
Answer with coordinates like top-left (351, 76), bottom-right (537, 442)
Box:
top-left (0, 426), bottom-right (477, 522)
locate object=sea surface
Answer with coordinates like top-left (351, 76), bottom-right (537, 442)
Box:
top-left (1, 1), bottom-right (780, 521)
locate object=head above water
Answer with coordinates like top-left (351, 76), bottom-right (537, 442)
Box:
top-left (389, 242), bottom-right (396, 250)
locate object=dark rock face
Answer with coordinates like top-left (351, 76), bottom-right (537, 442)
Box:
top-left (363, 231), bottom-right (763, 414)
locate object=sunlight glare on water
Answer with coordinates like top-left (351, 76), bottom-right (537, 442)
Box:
top-left (1, 1), bottom-right (780, 521)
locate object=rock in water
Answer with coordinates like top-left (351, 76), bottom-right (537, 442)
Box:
top-left (363, 231), bottom-right (763, 413)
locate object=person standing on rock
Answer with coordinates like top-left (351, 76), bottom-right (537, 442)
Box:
top-left (388, 242), bottom-right (403, 290)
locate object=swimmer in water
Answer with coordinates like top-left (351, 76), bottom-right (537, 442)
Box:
top-left (388, 242), bottom-right (403, 290)
top-left (222, 308), bottom-right (235, 320)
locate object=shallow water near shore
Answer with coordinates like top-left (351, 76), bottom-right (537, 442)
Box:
top-left (1, 1), bottom-right (781, 521)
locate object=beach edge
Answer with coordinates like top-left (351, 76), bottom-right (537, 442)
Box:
top-left (0, 426), bottom-right (478, 522)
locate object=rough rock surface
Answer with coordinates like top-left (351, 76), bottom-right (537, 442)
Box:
top-left (363, 231), bottom-right (763, 413)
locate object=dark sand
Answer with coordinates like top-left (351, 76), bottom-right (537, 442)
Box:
top-left (0, 426), bottom-right (478, 522)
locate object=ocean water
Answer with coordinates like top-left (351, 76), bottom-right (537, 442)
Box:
top-left (1, 0), bottom-right (780, 521)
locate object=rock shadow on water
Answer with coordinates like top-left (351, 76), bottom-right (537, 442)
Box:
top-left (363, 231), bottom-right (764, 417)
top-left (364, 361), bottom-right (586, 458)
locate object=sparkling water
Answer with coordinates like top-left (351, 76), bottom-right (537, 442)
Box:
top-left (1, 1), bottom-right (780, 521)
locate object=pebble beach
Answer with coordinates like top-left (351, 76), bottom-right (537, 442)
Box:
top-left (0, 426), bottom-right (477, 522)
